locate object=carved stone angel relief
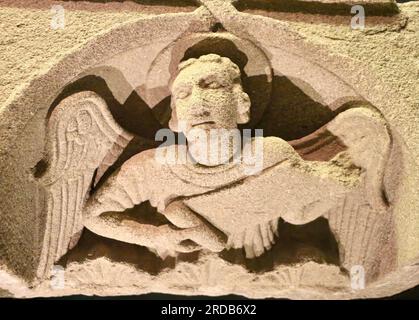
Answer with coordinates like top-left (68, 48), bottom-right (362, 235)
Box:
top-left (35, 49), bottom-right (399, 293)
top-left (0, 0), bottom-right (417, 299)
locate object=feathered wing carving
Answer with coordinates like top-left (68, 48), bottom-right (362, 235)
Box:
top-left (37, 91), bottom-right (133, 278)
top-left (289, 106), bottom-right (394, 212)
top-left (327, 107), bottom-right (392, 210)
top-left (289, 121), bottom-right (347, 162)
top-left (325, 107), bottom-right (397, 280)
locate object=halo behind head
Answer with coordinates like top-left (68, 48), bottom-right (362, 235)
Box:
top-left (146, 32), bottom-right (272, 128)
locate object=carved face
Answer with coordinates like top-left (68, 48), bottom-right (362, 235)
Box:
top-left (169, 55), bottom-right (250, 139)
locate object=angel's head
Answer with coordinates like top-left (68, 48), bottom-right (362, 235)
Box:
top-left (169, 54), bottom-right (251, 138)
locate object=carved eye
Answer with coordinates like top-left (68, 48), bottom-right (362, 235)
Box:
top-left (176, 90), bottom-right (190, 99)
top-left (207, 81), bottom-right (221, 89)
top-left (199, 78), bottom-right (223, 89)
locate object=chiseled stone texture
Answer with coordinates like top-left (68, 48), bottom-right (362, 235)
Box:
top-left (0, 0), bottom-right (417, 299)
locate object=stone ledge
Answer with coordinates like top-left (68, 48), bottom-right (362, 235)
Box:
top-left (235, 0), bottom-right (399, 16)
top-left (0, 0), bottom-right (198, 13)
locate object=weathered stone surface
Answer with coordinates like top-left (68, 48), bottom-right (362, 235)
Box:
top-left (0, 0), bottom-right (417, 299)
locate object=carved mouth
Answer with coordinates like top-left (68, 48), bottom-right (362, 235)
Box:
top-left (191, 121), bottom-right (216, 127)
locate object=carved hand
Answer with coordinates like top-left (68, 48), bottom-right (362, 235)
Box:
top-left (226, 219), bottom-right (279, 258)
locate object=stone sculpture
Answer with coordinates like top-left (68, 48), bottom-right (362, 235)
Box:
top-left (0, 0), bottom-right (417, 299)
top-left (37, 52), bottom-right (397, 285)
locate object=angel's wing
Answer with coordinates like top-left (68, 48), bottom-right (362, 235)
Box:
top-left (37, 91), bottom-right (133, 278)
top-left (289, 121), bottom-right (347, 162)
top-left (327, 107), bottom-right (392, 210)
top-left (324, 107), bottom-right (397, 280)
top-left (290, 107), bottom-right (393, 210)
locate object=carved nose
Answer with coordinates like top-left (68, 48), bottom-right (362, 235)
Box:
top-left (201, 110), bottom-right (211, 117)
top-left (191, 106), bottom-right (211, 118)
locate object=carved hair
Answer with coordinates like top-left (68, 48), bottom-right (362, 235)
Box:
top-left (176, 54), bottom-right (242, 85)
